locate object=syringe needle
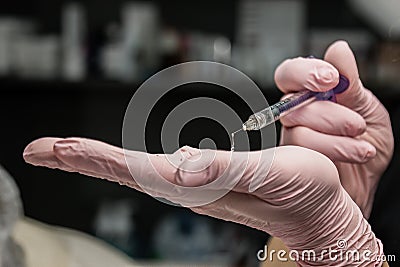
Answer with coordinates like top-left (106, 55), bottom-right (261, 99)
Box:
top-left (231, 129), bottom-right (243, 151)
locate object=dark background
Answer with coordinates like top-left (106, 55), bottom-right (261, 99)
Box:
top-left (1, 0), bottom-right (399, 265)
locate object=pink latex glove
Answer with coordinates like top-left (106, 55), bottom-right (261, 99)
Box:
top-left (22, 41), bottom-right (391, 266)
top-left (276, 41), bottom-right (394, 218)
top-left (24, 138), bottom-right (384, 266)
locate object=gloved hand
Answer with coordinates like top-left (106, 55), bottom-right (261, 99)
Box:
top-left (24, 138), bottom-right (384, 266)
top-left (275, 41), bottom-right (394, 218)
top-left (23, 41), bottom-right (390, 266)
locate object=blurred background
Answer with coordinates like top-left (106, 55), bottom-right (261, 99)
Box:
top-left (0, 0), bottom-right (399, 266)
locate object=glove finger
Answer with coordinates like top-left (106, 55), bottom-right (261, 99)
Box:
top-left (323, 40), bottom-right (370, 111)
top-left (52, 138), bottom-right (137, 184)
top-left (274, 57), bottom-right (339, 94)
top-left (51, 138), bottom-right (207, 201)
top-left (281, 126), bottom-right (376, 163)
top-left (23, 137), bottom-right (75, 172)
top-left (24, 137), bottom-right (236, 205)
top-left (24, 137), bottom-right (148, 192)
top-left (280, 100), bottom-right (366, 137)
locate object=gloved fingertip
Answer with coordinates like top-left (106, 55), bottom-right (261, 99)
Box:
top-left (176, 168), bottom-right (212, 187)
top-left (364, 143), bottom-right (377, 161)
top-left (325, 40), bottom-right (352, 58)
top-left (178, 145), bottom-right (201, 157)
top-left (22, 142), bottom-right (35, 162)
top-left (307, 65), bottom-right (339, 91)
top-left (356, 142), bottom-right (377, 163)
top-left (23, 137), bottom-right (64, 164)
top-left (315, 65), bottom-right (339, 85)
top-left (344, 117), bottom-right (367, 137)
top-left (324, 40), bottom-right (359, 87)
top-left (175, 150), bottom-right (221, 187)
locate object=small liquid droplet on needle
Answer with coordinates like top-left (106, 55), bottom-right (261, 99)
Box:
top-left (231, 129), bottom-right (242, 151)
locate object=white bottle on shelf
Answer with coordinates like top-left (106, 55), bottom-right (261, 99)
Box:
top-left (61, 3), bottom-right (86, 81)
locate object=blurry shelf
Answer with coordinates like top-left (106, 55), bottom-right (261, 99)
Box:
top-left (1, 77), bottom-right (400, 105)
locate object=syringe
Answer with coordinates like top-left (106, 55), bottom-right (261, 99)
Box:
top-left (242, 74), bottom-right (350, 131)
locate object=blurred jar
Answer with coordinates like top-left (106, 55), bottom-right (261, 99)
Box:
top-left (12, 35), bottom-right (60, 79)
top-left (0, 18), bottom-right (35, 77)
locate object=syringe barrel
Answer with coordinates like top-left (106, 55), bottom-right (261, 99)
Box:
top-left (243, 74), bottom-right (350, 131)
top-left (270, 90), bottom-right (317, 118)
top-left (245, 90), bottom-right (317, 130)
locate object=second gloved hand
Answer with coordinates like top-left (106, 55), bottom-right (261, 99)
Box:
top-left (275, 41), bottom-right (394, 218)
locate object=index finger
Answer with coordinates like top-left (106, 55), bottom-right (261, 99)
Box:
top-left (274, 57), bottom-right (339, 94)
